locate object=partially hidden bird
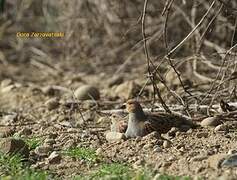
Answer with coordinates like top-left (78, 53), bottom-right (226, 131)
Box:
top-left (124, 99), bottom-right (196, 138)
top-left (110, 113), bottom-right (128, 133)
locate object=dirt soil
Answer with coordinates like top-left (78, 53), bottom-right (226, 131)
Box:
top-left (0, 63), bottom-right (237, 180)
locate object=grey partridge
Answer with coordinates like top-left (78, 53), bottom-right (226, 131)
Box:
top-left (124, 99), bottom-right (196, 138)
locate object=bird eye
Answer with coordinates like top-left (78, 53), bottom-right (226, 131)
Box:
top-left (127, 101), bottom-right (133, 105)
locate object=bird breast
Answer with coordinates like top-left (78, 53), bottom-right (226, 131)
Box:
top-left (125, 119), bottom-right (145, 138)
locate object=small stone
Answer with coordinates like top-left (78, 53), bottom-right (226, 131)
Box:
top-left (59, 121), bottom-right (74, 128)
top-left (19, 127), bottom-right (32, 136)
top-left (228, 149), bottom-right (237, 155)
top-left (143, 143), bottom-right (152, 149)
top-left (1, 114), bottom-right (18, 125)
top-left (0, 127), bottom-right (14, 138)
top-left (0, 138), bottom-right (29, 158)
top-left (175, 131), bottom-right (181, 136)
top-left (96, 148), bottom-right (103, 156)
top-left (163, 140), bottom-right (171, 148)
top-left (1, 85), bottom-right (15, 93)
top-left (221, 154), bottom-right (237, 167)
top-left (108, 75), bottom-right (124, 87)
top-left (208, 154), bottom-right (227, 169)
top-left (167, 127), bottom-right (179, 137)
top-left (214, 124), bottom-right (228, 132)
top-left (35, 145), bottom-right (53, 156)
top-left (196, 132), bottom-right (208, 138)
top-left (45, 98), bottom-right (60, 110)
top-left (153, 145), bottom-right (162, 152)
top-left (105, 132), bottom-right (125, 142)
top-left (135, 137), bottom-right (142, 142)
top-left (74, 85), bottom-right (100, 100)
top-left (186, 129), bottom-right (193, 134)
top-left (47, 151), bottom-right (61, 164)
top-left (1, 79), bottom-right (12, 87)
top-left (153, 173), bottom-right (162, 180)
top-left (200, 117), bottom-right (222, 127)
top-left (133, 159), bottom-right (143, 169)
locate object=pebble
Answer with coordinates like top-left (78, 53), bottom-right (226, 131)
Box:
top-left (47, 151), bottom-right (61, 164)
top-left (167, 127), bottom-right (179, 137)
top-left (0, 138), bottom-right (29, 158)
top-left (95, 148), bottom-right (103, 156)
top-left (105, 132), bottom-right (125, 142)
top-left (143, 143), bottom-right (152, 149)
top-left (1, 79), bottom-right (12, 87)
top-left (133, 159), bottom-right (143, 169)
top-left (45, 98), bottom-right (60, 110)
top-left (196, 132), bottom-right (208, 138)
top-left (35, 145), bottom-right (53, 156)
top-left (163, 140), bottom-right (171, 148)
top-left (153, 145), bottom-right (162, 152)
top-left (1, 114), bottom-right (18, 125)
top-left (74, 85), bottom-right (100, 100)
top-left (186, 129), bottom-right (193, 134)
top-left (59, 121), bottom-right (76, 128)
top-left (228, 149), bottom-right (237, 155)
top-left (1, 85), bottom-right (15, 93)
top-left (200, 117), bottom-right (222, 127)
top-left (153, 173), bottom-right (162, 180)
top-left (214, 124), bottom-right (228, 132)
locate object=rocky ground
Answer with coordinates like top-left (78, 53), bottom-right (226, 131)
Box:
top-left (0, 64), bottom-right (237, 180)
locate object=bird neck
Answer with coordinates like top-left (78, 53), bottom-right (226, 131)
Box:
top-left (128, 110), bottom-right (146, 122)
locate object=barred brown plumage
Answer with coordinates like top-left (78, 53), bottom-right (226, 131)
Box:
top-left (124, 99), bottom-right (196, 138)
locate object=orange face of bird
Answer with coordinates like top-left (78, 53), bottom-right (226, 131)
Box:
top-left (124, 99), bottom-right (142, 113)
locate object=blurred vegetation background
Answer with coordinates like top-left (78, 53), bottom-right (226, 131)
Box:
top-left (0, 0), bottom-right (236, 102)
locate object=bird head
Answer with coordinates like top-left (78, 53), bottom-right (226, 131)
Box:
top-left (123, 99), bottom-right (144, 114)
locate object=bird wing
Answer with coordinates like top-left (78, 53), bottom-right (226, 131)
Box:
top-left (110, 113), bottom-right (128, 133)
top-left (118, 120), bottom-right (128, 133)
top-left (146, 112), bottom-right (194, 134)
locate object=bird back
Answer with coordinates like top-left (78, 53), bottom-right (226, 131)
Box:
top-left (146, 112), bottom-right (195, 134)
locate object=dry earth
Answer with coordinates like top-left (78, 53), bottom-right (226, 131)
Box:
top-left (0, 64), bottom-right (237, 180)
